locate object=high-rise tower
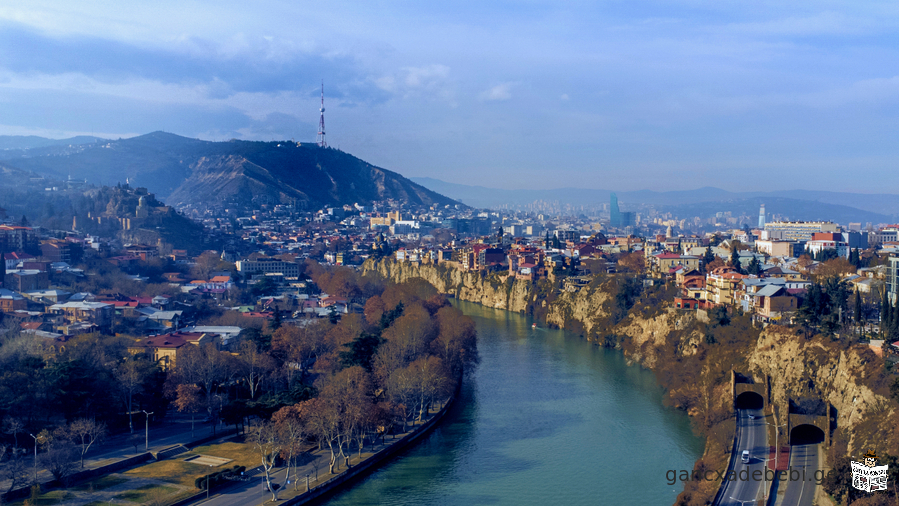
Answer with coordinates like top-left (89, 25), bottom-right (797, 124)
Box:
top-left (317, 81), bottom-right (327, 148)
top-left (758, 204), bottom-right (766, 229)
top-left (610, 193), bottom-right (621, 228)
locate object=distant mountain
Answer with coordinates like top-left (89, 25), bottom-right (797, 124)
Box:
top-left (0, 132), bottom-right (461, 211)
top-left (0, 135), bottom-right (105, 150)
top-left (412, 178), bottom-right (899, 224)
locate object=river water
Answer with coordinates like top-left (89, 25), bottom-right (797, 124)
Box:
top-left (326, 300), bottom-right (703, 505)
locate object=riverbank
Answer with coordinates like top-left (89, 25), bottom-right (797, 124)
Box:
top-left (175, 388), bottom-right (459, 506)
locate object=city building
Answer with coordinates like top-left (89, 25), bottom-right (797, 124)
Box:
top-left (763, 221), bottom-right (839, 242)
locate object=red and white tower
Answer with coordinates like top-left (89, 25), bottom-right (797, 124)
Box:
top-left (317, 81), bottom-right (327, 148)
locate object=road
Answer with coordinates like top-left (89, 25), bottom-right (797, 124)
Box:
top-left (715, 407), bottom-right (767, 506)
top-left (779, 444), bottom-right (818, 506)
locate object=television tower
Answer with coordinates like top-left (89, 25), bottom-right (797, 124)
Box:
top-left (317, 81), bottom-right (327, 148)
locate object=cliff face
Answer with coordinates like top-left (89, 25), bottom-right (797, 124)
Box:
top-left (749, 327), bottom-right (893, 455)
top-left (366, 259), bottom-right (535, 313)
top-left (606, 307), bottom-right (893, 455)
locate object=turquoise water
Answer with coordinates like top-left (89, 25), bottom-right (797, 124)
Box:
top-left (326, 300), bottom-right (704, 505)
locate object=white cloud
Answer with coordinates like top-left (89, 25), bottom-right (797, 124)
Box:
top-left (372, 64), bottom-right (454, 102)
top-left (479, 82), bottom-right (514, 101)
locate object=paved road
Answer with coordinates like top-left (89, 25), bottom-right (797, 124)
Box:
top-left (715, 408), bottom-right (767, 506)
top-left (780, 444), bottom-right (818, 506)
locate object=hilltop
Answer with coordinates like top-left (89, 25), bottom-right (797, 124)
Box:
top-left (0, 132), bottom-right (461, 211)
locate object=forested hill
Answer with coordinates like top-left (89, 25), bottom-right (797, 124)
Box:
top-left (0, 132), bottom-right (461, 211)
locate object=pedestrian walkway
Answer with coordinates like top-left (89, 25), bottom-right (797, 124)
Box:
top-left (191, 399), bottom-right (453, 506)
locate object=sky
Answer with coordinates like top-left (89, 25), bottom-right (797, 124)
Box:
top-left (2, 1), bottom-right (899, 193)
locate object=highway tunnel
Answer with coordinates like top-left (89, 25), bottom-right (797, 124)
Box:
top-left (790, 424), bottom-right (825, 445)
top-left (734, 391), bottom-right (764, 410)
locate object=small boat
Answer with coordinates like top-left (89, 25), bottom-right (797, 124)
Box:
top-left (532, 323), bottom-right (537, 329)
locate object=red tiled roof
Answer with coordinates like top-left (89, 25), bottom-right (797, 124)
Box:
top-left (100, 301), bottom-right (139, 308)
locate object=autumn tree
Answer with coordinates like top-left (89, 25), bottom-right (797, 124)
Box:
top-left (432, 305), bottom-right (477, 376)
top-left (191, 251), bottom-right (224, 281)
top-left (617, 251), bottom-right (646, 275)
top-left (813, 257), bottom-right (855, 282)
top-left (272, 320), bottom-right (331, 383)
top-left (363, 295), bottom-right (386, 326)
top-left (174, 384), bottom-right (205, 438)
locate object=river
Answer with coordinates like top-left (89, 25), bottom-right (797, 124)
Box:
top-left (326, 300), bottom-right (704, 505)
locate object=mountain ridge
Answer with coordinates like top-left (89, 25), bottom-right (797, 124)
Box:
top-left (0, 132), bottom-right (461, 211)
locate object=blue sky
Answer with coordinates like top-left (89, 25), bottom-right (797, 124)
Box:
top-left (2, 1), bottom-right (899, 192)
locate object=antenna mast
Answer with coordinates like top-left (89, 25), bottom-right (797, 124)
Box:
top-left (317, 81), bottom-right (327, 148)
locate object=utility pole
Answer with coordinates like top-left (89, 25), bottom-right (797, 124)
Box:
top-left (142, 410), bottom-right (154, 451)
top-left (28, 432), bottom-right (37, 484)
top-left (764, 421), bottom-right (788, 502)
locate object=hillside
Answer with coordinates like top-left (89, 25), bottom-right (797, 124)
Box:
top-left (0, 132), bottom-right (461, 211)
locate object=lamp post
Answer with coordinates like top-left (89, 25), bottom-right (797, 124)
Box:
top-left (141, 410), bottom-right (154, 451)
top-left (764, 421), bottom-right (788, 501)
top-left (729, 498), bottom-right (757, 506)
top-left (202, 464), bottom-right (214, 500)
top-left (27, 432), bottom-right (37, 484)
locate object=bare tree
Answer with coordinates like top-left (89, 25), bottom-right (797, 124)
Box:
top-left (303, 397), bottom-right (341, 474)
top-left (2, 416), bottom-right (24, 449)
top-left (387, 367), bottom-right (416, 432)
top-left (409, 356), bottom-right (450, 421)
top-left (248, 420), bottom-right (283, 502)
top-left (319, 367), bottom-right (373, 469)
top-left (0, 444), bottom-right (29, 493)
top-left (39, 428), bottom-right (79, 485)
top-left (115, 357), bottom-right (151, 433)
top-left (68, 419), bottom-right (107, 468)
top-left (272, 402), bottom-right (310, 490)
top-left (238, 341), bottom-right (274, 400)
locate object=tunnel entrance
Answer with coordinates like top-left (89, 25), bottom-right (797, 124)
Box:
top-left (790, 424), bottom-right (825, 445)
top-left (735, 391), bottom-right (764, 410)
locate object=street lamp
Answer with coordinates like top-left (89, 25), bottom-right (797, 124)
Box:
top-left (206, 467), bottom-right (212, 500)
top-left (141, 410), bottom-right (154, 451)
top-left (728, 498), bottom-right (758, 506)
top-left (27, 433), bottom-right (37, 484)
